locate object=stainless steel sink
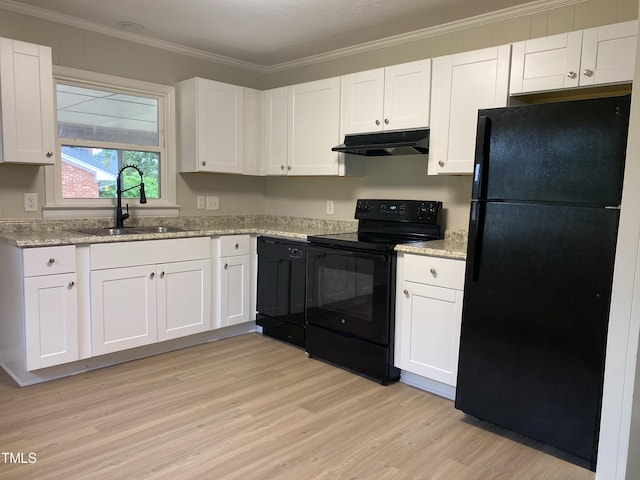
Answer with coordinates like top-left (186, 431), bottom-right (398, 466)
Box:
top-left (76, 226), bottom-right (190, 236)
top-left (133, 226), bottom-right (189, 234)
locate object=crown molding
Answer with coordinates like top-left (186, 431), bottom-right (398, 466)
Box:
top-left (266, 0), bottom-right (588, 72)
top-left (0, 0), bottom-right (587, 74)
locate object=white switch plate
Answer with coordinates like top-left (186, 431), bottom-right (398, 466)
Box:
top-left (206, 196), bottom-right (219, 210)
top-left (24, 193), bottom-right (38, 212)
top-left (196, 196), bottom-right (205, 210)
top-left (326, 200), bottom-right (334, 215)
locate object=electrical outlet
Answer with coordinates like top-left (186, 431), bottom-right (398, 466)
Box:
top-left (24, 193), bottom-right (38, 212)
top-left (326, 200), bottom-right (334, 215)
top-left (196, 196), bottom-right (205, 210)
top-left (206, 196), bottom-right (219, 210)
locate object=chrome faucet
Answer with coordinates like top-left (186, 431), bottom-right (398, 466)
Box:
top-left (116, 165), bottom-right (147, 228)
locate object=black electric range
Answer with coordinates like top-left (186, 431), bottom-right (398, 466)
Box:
top-left (305, 199), bottom-right (443, 384)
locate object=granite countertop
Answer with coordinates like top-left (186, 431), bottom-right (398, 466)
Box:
top-left (395, 230), bottom-right (467, 260)
top-left (0, 216), bottom-right (467, 261)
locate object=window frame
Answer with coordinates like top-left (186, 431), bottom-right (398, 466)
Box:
top-left (44, 66), bottom-right (178, 218)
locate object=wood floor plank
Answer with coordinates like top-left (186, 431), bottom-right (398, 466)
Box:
top-left (0, 333), bottom-right (595, 480)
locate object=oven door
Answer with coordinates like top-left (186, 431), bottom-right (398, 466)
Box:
top-left (306, 245), bottom-right (393, 346)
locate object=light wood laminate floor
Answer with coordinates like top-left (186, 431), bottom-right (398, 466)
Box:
top-left (0, 333), bottom-right (595, 480)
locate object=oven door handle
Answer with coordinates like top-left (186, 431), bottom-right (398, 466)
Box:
top-left (308, 246), bottom-right (390, 262)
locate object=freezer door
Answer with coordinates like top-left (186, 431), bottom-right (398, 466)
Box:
top-left (473, 95), bottom-right (630, 205)
top-left (456, 201), bottom-right (620, 468)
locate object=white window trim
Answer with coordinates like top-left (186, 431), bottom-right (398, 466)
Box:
top-left (44, 65), bottom-right (179, 219)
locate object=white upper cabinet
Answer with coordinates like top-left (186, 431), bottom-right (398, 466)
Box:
top-left (341, 59), bottom-right (431, 135)
top-left (288, 77), bottom-right (342, 176)
top-left (0, 37), bottom-right (55, 165)
top-left (242, 87), bottom-right (264, 176)
top-left (510, 20), bottom-right (638, 95)
top-left (428, 45), bottom-right (511, 175)
top-left (177, 77), bottom-right (243, 173)
top-left (264, 87), bottom-right (290, 175)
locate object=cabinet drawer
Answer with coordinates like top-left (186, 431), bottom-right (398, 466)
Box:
top-left (23, 246), bottom-right (76, 277)
top-left (219, 234), bottom-right (250, 257)
top-left (403, 255), bottom-right (465, 290)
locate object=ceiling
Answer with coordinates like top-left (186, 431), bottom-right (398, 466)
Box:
top-left (2, 0), bottom-right (573, 69)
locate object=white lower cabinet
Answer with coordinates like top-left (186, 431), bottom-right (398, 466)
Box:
top-left (23, 246), bottom-right (79, 370)
top-left (395, 253), bottom-right (465, 395)
top-left (214, 235), bottom-right (251, 328)
top-left (90, 238), bottom-right (211, 355)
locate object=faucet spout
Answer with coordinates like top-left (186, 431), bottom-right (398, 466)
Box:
top-left (116, 165), bottom-right (146, 228)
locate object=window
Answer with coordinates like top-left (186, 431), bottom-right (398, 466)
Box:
top-left (44, 66), bottom-right (177, 218)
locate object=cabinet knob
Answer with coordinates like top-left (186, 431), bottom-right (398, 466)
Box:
top-left (375, 119), bottom-right (381, 126)
top-left (281, 165), bottom-right (285, 170)
top-left (46, 151), bottom-right (53, 158)
top-left (202, 161), bottom-right (206, 166)
top-left (567, 71), bottom-right (577, 79)
top-left (430, 268), bottom-right (437, 277)
top-left (235, 243), bottom-right (239, 249)
top-left (287, 165), bottom-right (291, 171)
top-left (384, 118), bottom-right (389, 125)
top-left (160, 271), bottom-right (165, 279)
top-left (583, 68), bottom-right (594, 77)
top-left (403, 289), bottom-right (409, 296)
top-left (438, 160), bottom-right (445, 167)
top-left (47, 258), bottom-right (55, 265)
top-left (224, 263), bottom-right (228, 270)
top-left (150, 272), bottom-right (155, 279)
top-left (68, 281), bottom-right (75, 288)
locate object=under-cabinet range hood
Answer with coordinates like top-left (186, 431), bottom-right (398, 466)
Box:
top-left (332, 128), bottom-right (429, 156)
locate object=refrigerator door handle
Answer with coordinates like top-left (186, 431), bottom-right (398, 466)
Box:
top-left (466, 201), bottom-right (484, 282)
top-left (472, 116), bottom-right (491, 200)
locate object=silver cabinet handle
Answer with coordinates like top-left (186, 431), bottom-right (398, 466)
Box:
top-left (375, 119), bottom-right (381, 126)
top-left (160, 272), bottom-right (165, 279)
top-left (583, 69), bottom-right (594, 77)
top-left (202, 161), bottom-right (206, 167)
top-left (46, 151), bottom-right (53, 158)
top-left (567, 71), bottom-right (577, 79)
top-left (48, 258), bottom-right (55, 265)
top-left (403, 289), bottom-right (409, 296)
top-left (430, 268), bottom-right (437, 276)
top-left (438, 160), bottom-right (445, 167)
top-left (384, 118), bottom-right (389, 125)
top-left (287, 165), bottom-right (291, 171)
top-left (235, 243), bottom-right (239, 249)
top-left (150, 272), bottom-right (155, 279)
top-left (68, 281), bottom-right (75, 288)
top-left (224, 263), bottom-right (228, 270)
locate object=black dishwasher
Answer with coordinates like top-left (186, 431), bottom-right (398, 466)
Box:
top-left (256, 236), bottom-right (307, 347)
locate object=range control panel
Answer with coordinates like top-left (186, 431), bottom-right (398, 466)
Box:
top-left (354, 199), bottom-right (442, 224)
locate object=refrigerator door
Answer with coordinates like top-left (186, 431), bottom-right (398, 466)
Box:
top-left (456, 201), bottom-right (620, 468)
top-left (473, 95), bottom-right (630, 205)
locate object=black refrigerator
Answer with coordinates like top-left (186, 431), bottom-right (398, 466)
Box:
top-left (454, 94), bottom-right (631, 471)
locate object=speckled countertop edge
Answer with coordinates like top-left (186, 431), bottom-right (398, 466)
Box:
top-left (395, 229), bottom-right (467, 260)
top-left (0, 216), bottom-right (468, 260)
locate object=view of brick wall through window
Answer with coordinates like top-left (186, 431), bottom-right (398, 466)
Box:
top-left (62, 162), bottom-right (99, 198)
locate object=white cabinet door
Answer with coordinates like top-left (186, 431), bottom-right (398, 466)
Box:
top-left (509, 32), bottom-right (582, 94)
top-left (580, 20), bottom-right (638, 87)
top-left (24, 273), bottom-right (78, 370)
top-left (264, 87), bottom-right (289, 175)
top-left (242, 87), bottom-right (264, 176)
top-left (219, 255), bottom-right (250, 327)
top-left (398, 281), bottom-right (463, 386)
top-left (157, 259), bottom-right (212, 341)
top-left (91, 265), bottom-right (157, 355)
top-left (429, 45), bottom-right (511, 175)
top-left (341, 60), bottom-right (430, 135)
top-left (287, 77), bottom-right (341, 175)
top-left (510, 21), bottom-right (637, 95)
top-left (341, 68), bottom-right (385, 134)
top-left (383, 59), bottom-right (431, 131)
top-left (0, 38), bottom-right (55, 165)
top-left (177, 77), bottom-right (243, 173)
